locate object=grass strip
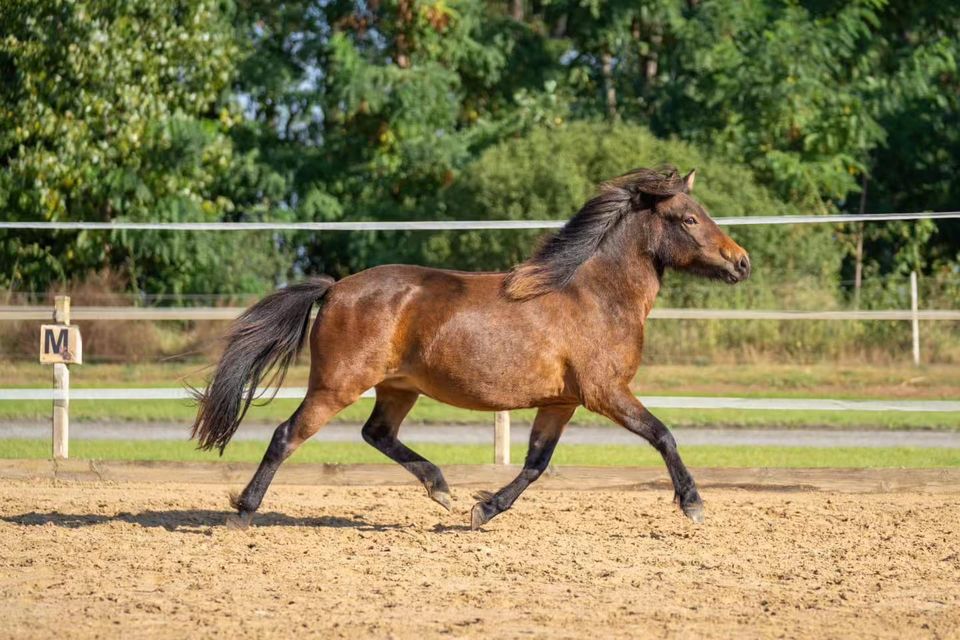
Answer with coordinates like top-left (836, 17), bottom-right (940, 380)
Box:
top-left (1, 397), bottom-right (957, 430)
top-left (1, 439), bottom-right (956, 468)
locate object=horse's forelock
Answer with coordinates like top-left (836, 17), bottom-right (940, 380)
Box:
top-left (604, 166), bottom-right (686, 198)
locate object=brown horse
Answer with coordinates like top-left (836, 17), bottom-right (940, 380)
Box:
top-left (191, 167), bottom-right (750, 528)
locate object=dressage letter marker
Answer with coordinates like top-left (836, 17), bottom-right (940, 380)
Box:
top-left (39, 324), bottom-right (83, 364)
top-left (39, 296), bottom-right (81, 459)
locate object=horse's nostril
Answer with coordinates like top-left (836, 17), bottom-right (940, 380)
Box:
top-left (738, 256), bottom-right (751, 276)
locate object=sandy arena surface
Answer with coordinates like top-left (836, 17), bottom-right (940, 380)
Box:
top-left (1, 479), bottom-right (958, 639)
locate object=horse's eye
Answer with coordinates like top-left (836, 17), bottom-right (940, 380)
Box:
top-left (683, 216), bottom-right (697, 226)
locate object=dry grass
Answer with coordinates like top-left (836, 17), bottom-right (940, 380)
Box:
top-left (0, 271), bottom-right (233, 363)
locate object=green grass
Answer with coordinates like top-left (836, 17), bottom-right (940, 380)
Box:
top-left (1, 396), bottom-right (957, 430)
top-left (1, 439), bottom-right (957, 468)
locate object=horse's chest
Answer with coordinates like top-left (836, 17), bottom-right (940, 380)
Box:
top-left (575, 321), bottom-right (644, 372)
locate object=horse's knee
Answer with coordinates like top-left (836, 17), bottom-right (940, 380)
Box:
top-left (655, 429), bottom-right (677, 453)
top-left (628, 410), bottom-right (676, 452)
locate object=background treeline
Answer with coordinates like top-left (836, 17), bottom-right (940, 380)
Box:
top-left (1, 0), bottom-right (958, 362)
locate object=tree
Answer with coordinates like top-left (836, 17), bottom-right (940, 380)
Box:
top-left (2, 0), bottom-right (957, 305)
top-left (227, 0), bottom-right (572, 278)
top-left (0, 0), bottom-right (285, 297)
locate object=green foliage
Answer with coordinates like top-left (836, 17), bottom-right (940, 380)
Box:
top-left (231, 0), bottom-right (572, 278)
top-left (0, 0), bottom-right (957, 336)
top-left (0, 0), bottom-right (285, 295)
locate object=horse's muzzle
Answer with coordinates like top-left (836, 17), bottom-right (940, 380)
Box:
top-left (735, 254), bottom-right (751, 281)
top-left (721, 253), bottom-right (751, 284)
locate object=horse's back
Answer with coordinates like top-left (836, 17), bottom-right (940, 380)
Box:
top-left (309, 264), bottom-right (576, 410)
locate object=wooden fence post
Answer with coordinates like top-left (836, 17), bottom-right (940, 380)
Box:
top-left (494, 410), bottom-right (510, 465)
top-left (910, 271), bottom-right (920, 367)
top-left (52, 296), bottom-right (70, 459)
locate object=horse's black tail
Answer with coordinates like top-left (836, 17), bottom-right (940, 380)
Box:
top-left (190, 277), bottom-right (335, 454)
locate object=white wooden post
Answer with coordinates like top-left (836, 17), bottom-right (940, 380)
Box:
top-left (494, 410), bottom-right (510, 465)
top-left (52, 296), bottom-right (70, 459)
top-left (910, 271), bottom-right (920, 367)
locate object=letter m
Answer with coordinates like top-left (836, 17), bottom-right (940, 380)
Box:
top-left (44, 328), bottom-right (68, 355)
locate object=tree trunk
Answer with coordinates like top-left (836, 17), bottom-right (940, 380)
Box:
top-left (645, 30), bottom-right (662, 82)
top-left (601, 52), bottom-right (617, 120)
top-left (551, 13), bottom-right (568, 38)
top-left (395, 0), bottom-right (413, 68)
top-left (510, 0), bottom-right (523, 21)
top-left (854, 174), bottom-right (868, 309)
top-left (632, 15), bottom-right (661, 96)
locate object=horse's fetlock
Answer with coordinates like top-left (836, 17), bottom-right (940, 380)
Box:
top-left (230, 489), bottom-right (259, 514)
top-left (522, 468), bottom-right (543, 482)
top-left (682, 486), bottom-right (702, 507)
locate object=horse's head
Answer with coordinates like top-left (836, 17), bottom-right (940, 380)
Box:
top-left (504, 167), bottom-right (751, 301)
top-left (646, 170), bottom-right (751, 284)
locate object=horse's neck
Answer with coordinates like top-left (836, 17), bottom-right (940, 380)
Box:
top-left (574, 247), bottom-right (662, 321)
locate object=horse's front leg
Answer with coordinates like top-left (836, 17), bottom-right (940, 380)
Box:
top-left (594, 388), bottom-right (703, 523)
top-left (470, 405), bottom-right (576, 529)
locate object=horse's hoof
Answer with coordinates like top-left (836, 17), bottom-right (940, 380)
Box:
top-left (470, 503), bottom-right (488, 530)
top-left (225, 511), bottom-right (253, 530)
top-left (681, 500), bottom-right (704, 524)
top-left (430, 489), bottom-right (453, 512)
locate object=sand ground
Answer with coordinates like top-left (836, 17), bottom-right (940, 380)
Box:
top-left (1, 478), bottom-right (958, 639)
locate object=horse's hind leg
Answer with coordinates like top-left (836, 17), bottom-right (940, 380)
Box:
top-left (230, 391), bottom-right (348, 526)
top-left (471, 405), bottom-right (576, 529)
top-left (362, 386), bottom-right (452, 511)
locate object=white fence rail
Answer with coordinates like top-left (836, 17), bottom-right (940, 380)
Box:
top-left (2, 305), bottom-right (959, 322)
top-left (2, 210), bottom-right (959, 231)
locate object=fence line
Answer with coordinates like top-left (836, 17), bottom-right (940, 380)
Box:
top-left (2, 211), bottom-right (959, 232)
top-left (2, 305), bottom-right (958, 322)
top-left (1, 387), bottom-right (957, 412)
top-left (6, 272), bottom-right (960, 304)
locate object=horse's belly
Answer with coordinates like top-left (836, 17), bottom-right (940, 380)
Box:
top-left (408, 374), bottom-right (572, 411)
top-left (399, 331), bottom-right (573, 411)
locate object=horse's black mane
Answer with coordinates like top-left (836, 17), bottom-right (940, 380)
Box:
top-left (503, 167), bottom-right (686, 300)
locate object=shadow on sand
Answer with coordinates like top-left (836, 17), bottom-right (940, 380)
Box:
top-left (1, 510), bottom-right (404, 533)
top-left (431, 522), bottom-right (474, 534)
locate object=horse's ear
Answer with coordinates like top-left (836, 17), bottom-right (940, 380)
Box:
top-left (682, 169), bottom-right (696, 193)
